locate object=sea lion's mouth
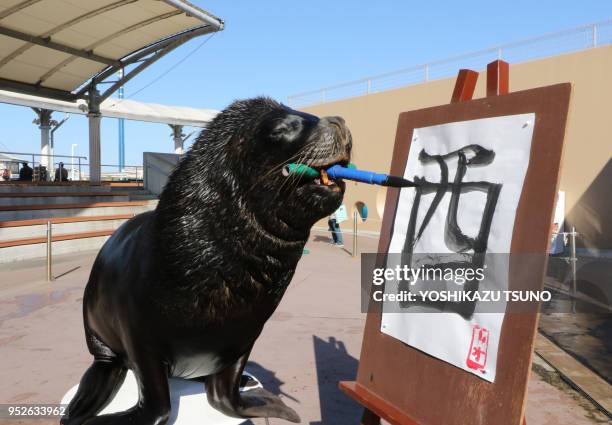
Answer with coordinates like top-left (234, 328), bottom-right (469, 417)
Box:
top-left (300, 156), bottom-right (350, 193)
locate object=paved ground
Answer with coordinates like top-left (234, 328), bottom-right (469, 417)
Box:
top-left (539, 283), bottom-right (612, 386)
top-left (0, 234), bottom-right (610, 425)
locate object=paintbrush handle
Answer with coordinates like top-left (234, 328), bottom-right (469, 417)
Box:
top-left (326, 165), bottom-right (388, 184)
top-left (326, 165), bottom-right (418, 187)
top-left (283, 163), bottom-right (418, 188)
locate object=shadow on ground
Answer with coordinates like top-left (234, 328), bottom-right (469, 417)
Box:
top-left (245, 361), bottom-right (298, 403)
top-left (310, 336), bottom-right (361, 425)
top-left (312, 235), bottom-right (353, 256)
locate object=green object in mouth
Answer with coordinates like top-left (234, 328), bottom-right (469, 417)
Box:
top-left (282, 163), bottom-right (356, 179)
top-left (283, 163), bottom-right (319, 178)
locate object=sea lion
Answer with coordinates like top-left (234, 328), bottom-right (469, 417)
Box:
top-left (61, 97), bottom-right (352, 425)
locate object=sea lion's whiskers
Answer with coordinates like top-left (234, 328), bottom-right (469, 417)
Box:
top-left (284, 146), bottom-right (325, 197)
top-left (275, 141), bottom-right (326, 200)
top-left (261, 150), bottom-right (306, 178)
top-left (243, 150), bottom-right (311, 204)
top-left (274, 149), bottom-right (312, 197)
top-left (285, 168), bottom-right (308, 198)
top-left (251, 147), bottom-right (312, 186)
top-left (241, 152), bottom-right (307, 199)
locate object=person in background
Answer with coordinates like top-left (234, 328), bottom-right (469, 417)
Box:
top-left (328, 204), bottom-right (347, 247)
top-left (549, 222), bottom-right (567, 256)
top-left (19, 161), bottom-right (33, 181)
top-left (548, 222), bottom-right (568, 282)
top-left (2, 168), bottom-right (10, 181)
top-left (55, 162), bottom-right (69, 182)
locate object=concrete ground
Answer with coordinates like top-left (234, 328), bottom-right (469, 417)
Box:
top-left (539, 292), bottom-right (612, 386)
top-left (0, 234), bottom-right (610, 425)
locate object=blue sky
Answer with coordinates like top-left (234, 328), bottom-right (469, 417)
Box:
top-left (0, 0), bottom-right (610, 167)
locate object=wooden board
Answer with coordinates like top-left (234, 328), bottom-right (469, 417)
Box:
top-left (344, 82), bottom-right (571, 425)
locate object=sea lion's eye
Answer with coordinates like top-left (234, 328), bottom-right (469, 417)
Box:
top-left (270, 115), bottom-right (304, 144)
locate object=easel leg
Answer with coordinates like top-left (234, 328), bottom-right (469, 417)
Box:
top-left (361, 408), bottom-right (381, 425)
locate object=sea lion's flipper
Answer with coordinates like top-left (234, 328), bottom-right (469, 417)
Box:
top-left (60, 359), bottom-right (127, 425)
top-left (206, 349), bottom-right (300, 423)
top-left (236, 386), bottom-right (301, 422)
top-left (78, 353), bottom-right (171, 425)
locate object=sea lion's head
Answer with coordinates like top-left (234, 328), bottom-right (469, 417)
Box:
top-left (202, 97), bottom-right (352, 232)
top-left (161, 97), bottom-right (352, 246)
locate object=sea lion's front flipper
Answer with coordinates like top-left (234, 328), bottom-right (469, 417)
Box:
top-left (206, 348), bottom-right (300, 423)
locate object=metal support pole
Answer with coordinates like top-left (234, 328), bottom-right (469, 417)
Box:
top-left (78, 157), bottom-right (82, 181)
top-left (50, 115), bottom-right (69, 180)
top-left (171, 124), bottom-right (185, 154)
top-left (352, 210), bottom-right (358, 258)
top-left (71, 144), bottom-right (78, 181)
top-left (87, 87), bottom-right (102, 184)
top-left (40, 109), bottom-right (52, 176)
top-left (570, 226), bottom-right (577, 297)
top-left (117, 69), bottom-right (125, 172)
top-left (34, 108), bottom-right (53, 180)
top-left (592, 24), bottom-right (598, 48)
top-left (46, 221), bottom-right (53, 282)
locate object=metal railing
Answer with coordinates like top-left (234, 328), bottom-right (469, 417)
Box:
top-left (551, 228), bottom-right (579, 297)
top-left (311, 216), bottom-right (382, 257)
top-left (99, 164), bottom-right (143, 181)
top-left (0, 151), bottom-right (87, 178)
top-left (46, 221), bottom-right (53, 282)
top-left (49, 162), bottom-right (143, 181)
top-left (312, 220), bottom-right (610, 311)
top-left (288, 19), bottom-right (612, 108)
top-left (0, 150), bottom-right (143, 182)
top-left (0, 150), bottom-right (87, 182)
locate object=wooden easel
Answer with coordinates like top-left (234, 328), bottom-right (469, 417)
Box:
top-left (339, 60), bottom-right (571, 425)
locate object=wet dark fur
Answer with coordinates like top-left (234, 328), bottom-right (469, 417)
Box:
top-left (62, 97), bottom-right (351, 425)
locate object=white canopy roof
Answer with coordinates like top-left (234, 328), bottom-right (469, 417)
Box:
top-left (0, 89), bottom-right (218, 127)
top-left (0, 0), bottom-right (223, 101)
top-left (102, 98), bottom-right (218, 127)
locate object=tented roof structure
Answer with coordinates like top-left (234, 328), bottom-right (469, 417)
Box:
top-left (0, 0), bottom-right (223, 102)
top-left (0, 89), bottom-right (218, 127)
top-left (102, 98), bottom-right (218, 127)
top-left (0, 0), bottom-right (223, 183)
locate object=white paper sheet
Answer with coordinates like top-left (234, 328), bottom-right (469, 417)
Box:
top-left (381, 113), bottom-right (535, 382)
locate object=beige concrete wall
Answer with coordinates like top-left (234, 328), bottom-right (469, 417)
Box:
top-left (304, 46), bottom-right (612, 250)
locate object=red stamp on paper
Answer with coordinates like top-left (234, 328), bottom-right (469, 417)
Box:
top-left (466, 324), bottom-right (489, 372)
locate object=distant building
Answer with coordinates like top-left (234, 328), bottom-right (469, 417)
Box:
top-left (303, 46), bottom-right (612, 253)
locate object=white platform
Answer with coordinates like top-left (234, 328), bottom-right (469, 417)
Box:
top-left (61, 371), bottom-right (262, 424)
